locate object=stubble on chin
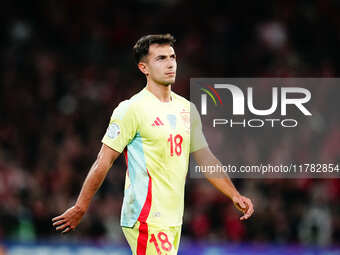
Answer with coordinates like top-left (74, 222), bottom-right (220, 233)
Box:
top-left (160, 79), bottom-right (175, 86)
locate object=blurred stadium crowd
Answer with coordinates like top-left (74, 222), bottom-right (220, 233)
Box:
top-left (0, 0), bottom-right (339, 247)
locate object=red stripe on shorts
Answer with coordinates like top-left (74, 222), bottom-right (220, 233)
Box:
top-left (137, 222), bottom-right (148, 255)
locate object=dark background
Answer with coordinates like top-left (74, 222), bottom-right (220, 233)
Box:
top-left (0, 0), bottom-right (339, 247)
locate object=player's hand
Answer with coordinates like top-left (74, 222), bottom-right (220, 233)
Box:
top-left (232, 195), bottom-right (254, 221)
top-left (52, 205), bottom-right (85, 234)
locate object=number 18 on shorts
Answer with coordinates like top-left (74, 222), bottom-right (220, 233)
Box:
top-left (122, 221), bottom-right (181, 255)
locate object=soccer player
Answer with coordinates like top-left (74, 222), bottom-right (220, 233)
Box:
top-left (52, 34), bottom-right (254, 254)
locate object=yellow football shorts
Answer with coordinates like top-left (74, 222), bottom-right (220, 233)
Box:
top-left (122, 221), bottom-right (182, 255)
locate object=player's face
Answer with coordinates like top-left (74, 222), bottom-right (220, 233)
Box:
top-left (144, 44), bottom-right (177, 86)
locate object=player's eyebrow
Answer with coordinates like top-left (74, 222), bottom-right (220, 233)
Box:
top-left (154, 54), bottom-right (176, 60)
top-left (155, 55), bottom-right (167, 60)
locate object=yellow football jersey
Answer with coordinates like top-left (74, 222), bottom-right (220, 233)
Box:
top-left (102, 87), bottom-right (207, 227)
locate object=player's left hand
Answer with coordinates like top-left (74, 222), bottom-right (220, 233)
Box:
top-left (232, 195), bottom-right (254, 221)
top-left (52, 205), bottom-right (85, 234)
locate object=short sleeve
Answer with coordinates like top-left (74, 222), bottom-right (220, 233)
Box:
top-left (190, 103), bottom-right (208, 153)
top-left (102, 100), bottom-right (138, 153)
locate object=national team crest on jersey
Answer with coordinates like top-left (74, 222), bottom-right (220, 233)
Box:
top-left (106, 122), bottom-right (120, 139)
top-left (180, 109), bottom-right (190, 131)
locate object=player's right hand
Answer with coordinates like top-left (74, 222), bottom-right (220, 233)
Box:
top-left (52, 205), bottom-right (85, 234)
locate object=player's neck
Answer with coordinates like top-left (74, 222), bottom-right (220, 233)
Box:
top-left (146, 82), bottom-right (172, 103)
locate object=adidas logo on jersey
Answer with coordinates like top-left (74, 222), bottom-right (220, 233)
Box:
top-left (152, 117), bottom-right (164, 126)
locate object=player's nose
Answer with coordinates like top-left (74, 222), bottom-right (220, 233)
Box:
top-left (166, 57), bottom-right (175, 69)
top-left (166, 61), bottom-right (173, 69)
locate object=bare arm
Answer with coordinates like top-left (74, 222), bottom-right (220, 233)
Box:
top-left (52, 144), bottom-right (120, 233)
top-left (75, 144), bottom-right (120, 212)
top-left (192, 147), bottom-right (254, 220)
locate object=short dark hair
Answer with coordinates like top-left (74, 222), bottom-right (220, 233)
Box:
top-left (133, 34), bottom-right (176, 64)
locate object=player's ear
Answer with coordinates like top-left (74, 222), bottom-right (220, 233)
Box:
top-left (138, 62), bottom-right (149, 76)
